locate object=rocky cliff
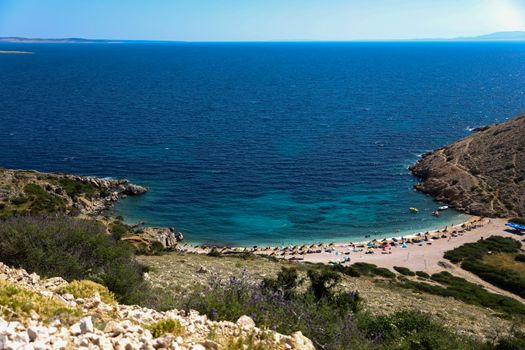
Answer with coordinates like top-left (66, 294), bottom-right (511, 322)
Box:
top-left (410, 115), bottom-right (525, 217)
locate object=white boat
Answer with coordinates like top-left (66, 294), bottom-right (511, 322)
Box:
top-left (438, 206), bottom-right (449, 211)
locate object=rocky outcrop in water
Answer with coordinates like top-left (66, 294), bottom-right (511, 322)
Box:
top-left (123, 184), bottom-right (148, 196)
top-left (410, 115), bottom-right (525, 217)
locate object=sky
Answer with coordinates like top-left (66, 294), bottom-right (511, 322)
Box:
top-left (1, 0), bottom-right (525, 41)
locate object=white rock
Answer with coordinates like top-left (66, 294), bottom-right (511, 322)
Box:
top-left (27, 326), bottom-right (49, 341)
top-left (52, 338), bottom-right (68, 350)
top-left (79, 316), bottom-right (94, 334)
top-left (0, 334), bottom-right (8, 349)
top-left (236, 316), bottom-right (255, 329)
top-left (33, 340), bottom-right (48, 350)
top-left (292, 331), bottom-right (316, 350)
top-left (70, 323), bottom-right (82, 336)
top-left (62, 294), bottom-right (74, 301)
top-left (5, 341), bottom-right (24, 350)
top-left (190, 345), bottom-right (206, 350)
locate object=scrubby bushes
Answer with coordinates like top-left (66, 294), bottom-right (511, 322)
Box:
top-left (444, 237), bottom-right (525, 298)
top-left (110, 220), bottom-right (131, 241)
top-left (393, 266), bottom-right (416, 276)
top-left (340, 262), bottom-right (396, 279)
top-left (177, 267), bottom-right (486, 350)
top-left (398, 271), bottom-right (525, 316)
top-left (515, 254), bottom-right (525, 262)
top-left (57, 177), bottom-right (98, 199)
top-left (24, 184), bottom-right (67, 214)
top-left (356, 310), bottom-right (480, 349)
top-left (444, 236), bottom-right (521, 263)
top-left (416, 271), bottom-right (430, 279)
top-left (0, 215), bottom-right (147, 304)
top-left (509, 217), bottom-right (525, 226)
top-left (146, 319), bottom-right (185, 338)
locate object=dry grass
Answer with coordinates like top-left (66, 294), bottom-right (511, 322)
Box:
top-left (483, 253), bottom-right (525, 278)
top-left (0, 280), bottom-right (80, 324)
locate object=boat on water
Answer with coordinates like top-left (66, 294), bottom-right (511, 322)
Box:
top-left (438, 205), bottom-right (449, 211)
top-left (432, 210), bottom-right (441, 217)
top-left (409, 207), bottom-right (419, 213)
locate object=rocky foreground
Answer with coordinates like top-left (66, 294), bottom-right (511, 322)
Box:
top-left (0, 262), bottom-right (314, 350)
top-left (410, 114), bottom-right (525, 217)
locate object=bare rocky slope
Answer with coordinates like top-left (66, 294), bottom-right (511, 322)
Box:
top-left (0, 262), bottom-right (313, 350)
top-left (410, 114), bottom-right (525, 217)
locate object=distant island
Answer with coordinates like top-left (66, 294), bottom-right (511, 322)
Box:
top-left (0, 37), bottom-right (127, 43)
top-left (415, 31), bottom-right (525, 42)
top-left (2, 31), bottom-right (525, 43)
top-left (455, 31), bottom-right (525, 41)
top-left (0, 50), bottom-right (33, 54)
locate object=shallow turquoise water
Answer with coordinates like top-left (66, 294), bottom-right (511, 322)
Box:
top-left (0, 42), bottom-right (523, 246)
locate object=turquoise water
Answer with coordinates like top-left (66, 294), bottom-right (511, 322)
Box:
top-left (1, 42), bottom-right (524, 246)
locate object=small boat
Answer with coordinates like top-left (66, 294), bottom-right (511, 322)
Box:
top-left (432, 211), bottom-right (441, 217)
top-left (438, 206), bottom-right (449, 211)
top-left (409, 207), bottom-right (419, 213)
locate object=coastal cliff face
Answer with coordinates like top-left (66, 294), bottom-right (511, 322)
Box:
top-left (410, 115), bottom-right (525, 217)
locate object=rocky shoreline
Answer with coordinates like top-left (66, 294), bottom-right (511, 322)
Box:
top-left (0, 168), bottom-right (183, 251)
top-left (410, 114), bottom-right (525, 218)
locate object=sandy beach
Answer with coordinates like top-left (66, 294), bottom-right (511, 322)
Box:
top-left (186, 217), bottom-right (523, 274)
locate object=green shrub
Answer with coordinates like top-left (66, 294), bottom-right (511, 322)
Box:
top-left (495, 330), bottom-right (525, 350)
top-left (444, 237), bottom-right (525, 298)
top-left (393, 266), bottom-right (416, 276)
top-left (399, 271), bottom-right (525, 316)
top-left (10, 196), bottom-right (28, 205)
top-left (416, 271), bottom-right (430, 279)
top-left (24, 184), bottom-right (66, 214)
top-left (444, 236), bottom-right (520, 264)
top-left (110, 221), bottom-right (130, 241)
top-left (0, 215), bottom-right (147, 304)
top-left (347, 263), bottom-right (395, 278)
top-left (356, 310), bottom-right (481, 349)
top-left (515, 254), bottom-right (525, 262)
top-left (460, 259), bottom-right (525, 298)
top-left (262, 267), bottom-right (300, 299)
top-left (307, 269), bottom-right (341, 300)
top-left (146, 318), bottom-right (185, 338)
top-left (509, 217), bottom-right (525, 226)
top-left (58, 178), bottom-right (98, 199)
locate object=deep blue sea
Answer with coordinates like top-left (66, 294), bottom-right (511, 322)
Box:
top-left (1, 42), bottom-right (525, 246)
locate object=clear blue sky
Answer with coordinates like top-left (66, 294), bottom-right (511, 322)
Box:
top-left (1, 0), bottom-right (524, 41)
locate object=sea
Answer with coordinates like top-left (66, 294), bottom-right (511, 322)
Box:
top-left (1, 42), bottom-right (524, 246)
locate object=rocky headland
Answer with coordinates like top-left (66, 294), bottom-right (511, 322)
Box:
top-left (410, 115), bottom-right (525, 217)
top-left (0, 168), bottom-right (181, 251)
